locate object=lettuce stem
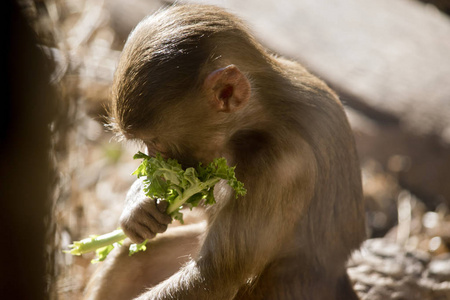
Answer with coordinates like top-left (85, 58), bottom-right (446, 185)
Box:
top-left (65, 229), bottom-right (126, 255)
top-left (166, 178), bottom-right (220, 215)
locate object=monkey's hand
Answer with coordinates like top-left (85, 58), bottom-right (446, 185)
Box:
top-left (119, 178), bottom-right (172, 243)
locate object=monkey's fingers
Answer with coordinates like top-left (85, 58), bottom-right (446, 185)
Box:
top-left (156, 199), bottom-right (169, 213)
top-left (122, 223), bottom-right (150, 244)
top-left (139, 198), bottom-right (172, 225)
top-left (139, 214), bottom-right (168, 236)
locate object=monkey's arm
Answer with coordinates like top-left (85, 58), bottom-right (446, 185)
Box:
top-left (135, 145), bottom-right (317, 300)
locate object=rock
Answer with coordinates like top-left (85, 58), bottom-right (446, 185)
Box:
top-left (428, 254), bottom-right (450, 281)
top-left (348, 239), bottom-right (450, 299)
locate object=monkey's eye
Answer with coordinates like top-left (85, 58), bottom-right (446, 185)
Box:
top-left (143, 138), bottom-right (156, 146)
top-left (149, 138), bottom-right (160, 147)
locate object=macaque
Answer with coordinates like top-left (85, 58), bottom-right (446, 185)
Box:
top-left (85, 4), bottom-right (365, 300)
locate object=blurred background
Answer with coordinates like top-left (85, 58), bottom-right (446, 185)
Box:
top-left (4, 0), bottom-right (450, 299)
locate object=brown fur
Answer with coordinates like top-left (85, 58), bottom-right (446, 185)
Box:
top-left (88, 4), bottom-right (365, 299)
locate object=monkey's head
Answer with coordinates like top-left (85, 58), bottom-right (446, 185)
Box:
top-left (109, 5), bottom-right (265, 166)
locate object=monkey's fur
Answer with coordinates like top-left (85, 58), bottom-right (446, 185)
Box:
top-left (86, 4), bottom-right (365, 300)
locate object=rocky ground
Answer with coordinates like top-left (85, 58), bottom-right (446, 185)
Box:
top-left (20, 0), bottom-right (450, 299)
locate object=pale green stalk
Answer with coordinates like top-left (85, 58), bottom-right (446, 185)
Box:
top-left (64, 229), bottom-right (127, 255)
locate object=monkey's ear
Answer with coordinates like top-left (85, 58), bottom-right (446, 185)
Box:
top-left (203, 65), bottom-right (251, 113)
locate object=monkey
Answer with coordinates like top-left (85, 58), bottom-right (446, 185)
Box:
top-left (85, 4), bottom-right (365, 300)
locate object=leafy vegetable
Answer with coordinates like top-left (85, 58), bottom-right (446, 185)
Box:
top-left (64, 152), bottom-right (246, 263)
